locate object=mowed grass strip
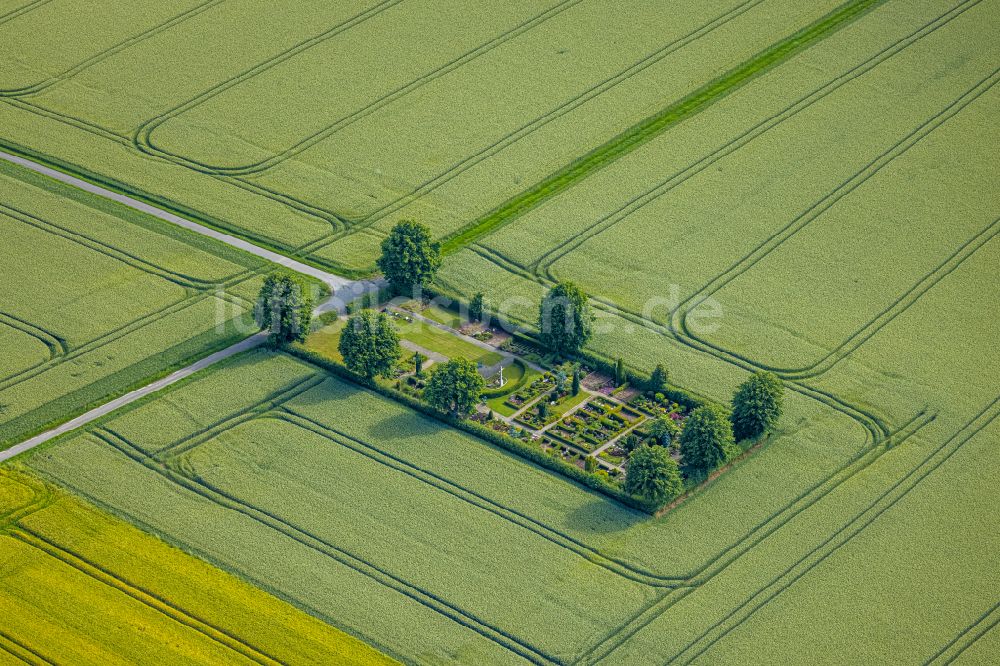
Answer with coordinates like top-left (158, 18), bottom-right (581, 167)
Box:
top-left (0, 470), bottom-right (397, 665)
top-left (440, 0), bottom-right (884, 254)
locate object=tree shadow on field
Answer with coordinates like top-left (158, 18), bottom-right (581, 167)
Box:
top-left (562, 497), bottom-right (648, 535)
top-left (368, 411), bottom-right (436, 443)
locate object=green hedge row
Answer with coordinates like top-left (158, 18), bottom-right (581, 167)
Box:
top-left (287, 346), bottom-right (660, 514)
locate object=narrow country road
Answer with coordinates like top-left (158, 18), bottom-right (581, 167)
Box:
top-left (0, 334), bottom-right (267, 463)
top-left (0, 149), bottom-right (383, 461)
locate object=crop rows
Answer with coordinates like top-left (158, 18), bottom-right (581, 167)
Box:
top-left (0, 0), bottom-right (855, 275)
top-left (439, 0), bottom-right (885, 255)
top-left (0, 471), bottom-right (273, 664)
top-left (658, 396), bottom-right (1000, 665)
top-left (94, 426), bottom-right (561, 665)
top-left (0, 159), bottom-right (269, 446)
top-left (927, 600), bottom-right (1000, 665)
top-left (0, 1), bottom-right (221, 98)
top-left (9, 528), bottom-right (282, 665)
top-left (0, 470), bottom-right (393, 665)
top-left (673, 68), bottom-right (1000, 376)
top-left (26, 348), bottom-right (954, 665)
top-left (293, 0), bottom-right (775, 258)
top-left (135, 0), bottom-right (582, 176)
top-left (515, 0), bottom-right (983, 278)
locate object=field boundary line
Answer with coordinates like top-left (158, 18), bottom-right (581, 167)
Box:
top-left (274, 409), bottom-right (684, 587)
top-left (147, 373), bottom-right (326, 460)
top-left (0, 0), bottom-right (52, 26)
top-left (10, 526), bottom-right (285, 666)
top-left (0, 201), bottom-right (250, 290)
top-left (149, 0), bottom-right (587, 176)
top-left (438, 0), bottom-right (887, 255)
top-left (925, 599), bottom-right (1000, 665)
top-left (131, 0), bottom-right (404, 167)
top-left (295, 0), bottom-right (770, 256)
top-left (523, 0), bottom-right (984, 277)
top-left (93, 427), bottom-right (560, 666)
top-left (0, 626), bottom-right (53, 666)
top-left (674, 67), bottom-right (1000, 376)
top-left (0, 0), bottom-right (222, 97)
top-left (0, 292), bottom-right (211, 393)
top-left (665, 396), bottom-right (1000, 664)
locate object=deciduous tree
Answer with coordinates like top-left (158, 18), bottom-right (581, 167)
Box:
top-left (680, 405), bottom-right (737, 472)
top-left (469, 292), bottom-right (485, 322)
top-left (424, 358), bottom-right (485, 418)
top-left (648, 415), bottom-right (680, 446)
top-left (730, 371), bottom-right (784, 441)
top-left (376, 220), bottom-right (441, 294)
top-left (538, 282), bottom-right (593, 357)
top-left (254, 274), bottom-right (312, 347)
top-left (625, 445), bottom-right (683, 505)
top-left (649, 363), bottom-right (668, 394)
top-left (338, 310), bottom-right (401, 380)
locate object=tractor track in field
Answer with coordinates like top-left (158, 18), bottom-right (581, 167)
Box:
top-left (0, 263), bottom-right (263, 395)
top-left (8, 528), bottom-right (286, 666)
top-left (94, 427), bottom-right (561, 666)
top-left (0, 0), bottom-right (51, 27)
top-left (0, 628), bottom-right (53, 665)
top-left (520, 0), bottom-right (984, 278)
top-left (294, 0), bottom-right (772, 257)
top-left (0, 0), bottom-right (222, 98)
top-left (130, 0), bottom-right (407, 172)
top-left (0, 148), bottom-right (376, 462)
top-left (573, 409), bottom-right (934, 665)
top-left (0, 311), bottom-right (67, 368)
top-left (0, 4), bottom-right (985, 661)
top-left (1, 0), bottom-right (878, 276)
top-left (464, 52), bottom-right (999, 399)
top-left (926, 599), bottom-right (1000, 665)
top-left (138, 0), bottom-right (587, 177)
top-left (672, 68), bottom-right (1000, 378)
top-left (661, 395), bottom-right (1000, 665)
top-left (0, 200), bottom-right (255, 290)
top-left (147, 373), bottom-right (327, 462)
top-left (438, 0), bottom-right (887, 255)
top-left (0, 470), bottom-right (287, 665)
top-left (274, 409), bottom-right (683, 588)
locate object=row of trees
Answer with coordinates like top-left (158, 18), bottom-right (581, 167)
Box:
top-left (624, 371), bottom-right (785, 506)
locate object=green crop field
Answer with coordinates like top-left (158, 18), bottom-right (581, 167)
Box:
top-left (0, 0), bottom-right (853, 275)
top-left (0, 158), bottom-right (272, 448)
top-left (428, 0), bottom-right (1000, 661)
top-left (20, 349), bottom-right (900, 664)
top-left (0, 469), bottom-right (397, 664)
top-left (2, 0), bottom-right (997, 662)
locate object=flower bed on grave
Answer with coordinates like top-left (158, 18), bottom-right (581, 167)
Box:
top-left (547, 396), bottom-right (647, 453)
